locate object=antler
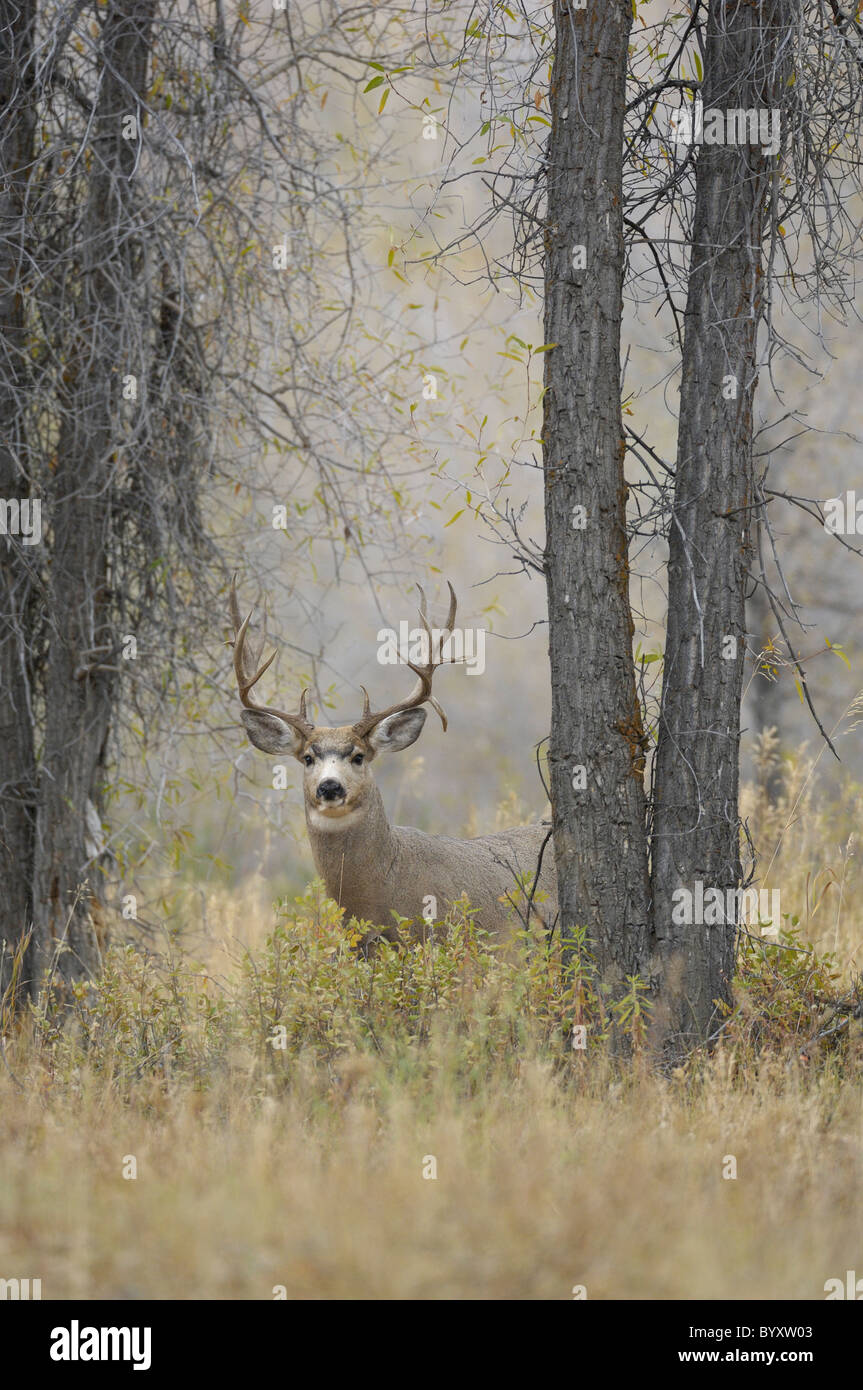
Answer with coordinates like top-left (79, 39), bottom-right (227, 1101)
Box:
top-left (352, 581), bottom-right (458, 738)
top-left (229, 575), bottom-right (314, 739)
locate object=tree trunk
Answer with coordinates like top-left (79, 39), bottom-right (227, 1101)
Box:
top-left (651, 0), bottom-right (786, 1051)
top-left (30, 1), bottom-right (156, 991)
top-left (0, 0), bottom-right (37, 1000)
top-left (543, 0), bottom-right (654, 1019)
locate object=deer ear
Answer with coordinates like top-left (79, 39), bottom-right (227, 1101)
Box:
top-left (241, 709), bottom-right (305, 756)
top-left (368, 706), bottom-right (427, 754)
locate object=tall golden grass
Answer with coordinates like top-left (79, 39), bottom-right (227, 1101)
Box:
top-left (1, 746), bottom-right (861, 1300)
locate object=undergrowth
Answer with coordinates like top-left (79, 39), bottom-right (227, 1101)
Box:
top-left (4, 879), bottom-right (860, 1101)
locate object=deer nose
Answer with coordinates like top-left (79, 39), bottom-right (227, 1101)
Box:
top-left (317, 778), bottom-right (345, 801)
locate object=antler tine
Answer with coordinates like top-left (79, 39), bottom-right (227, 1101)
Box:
top-left (352, 581), bottom-right (458, 738)
top-left (229, 571), bottom-right (242, 636)
top-left (228, 575), bottom-right (315, 737)
top-left (232, 610), bottom-right (276, 701)
top-left (417, 581), bottom-right (457, 630)
top-left (443, 579), bottom-right (457, 633)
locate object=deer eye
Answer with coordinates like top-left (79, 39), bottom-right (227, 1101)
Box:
top-left (351, 754), bottom-right (364, 766)
top-left (303, 754), bottom-right (314, 767)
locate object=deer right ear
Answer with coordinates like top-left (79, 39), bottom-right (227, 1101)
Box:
top-left (367, 706), bottom-right (427, 754)
top-left (241, 709), bottom-right (305, 756)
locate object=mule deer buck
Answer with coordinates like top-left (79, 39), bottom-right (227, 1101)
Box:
top-left (229, 578), bottom-right (558, 944)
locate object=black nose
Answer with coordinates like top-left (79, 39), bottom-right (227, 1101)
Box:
top-left (317, 779), bottom-right (345, 801)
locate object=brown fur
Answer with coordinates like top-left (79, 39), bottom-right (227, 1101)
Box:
top-left (240, 714), bottom-right (557, 943)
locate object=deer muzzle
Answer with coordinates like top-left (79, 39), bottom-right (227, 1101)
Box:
top-left (316, 778), bottom-right (346, 803)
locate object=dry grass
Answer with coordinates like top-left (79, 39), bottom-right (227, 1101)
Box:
top-left (1, 761), bottom-right (862, 1301)
top-left (1, 1045), bottom-right (859, 1300)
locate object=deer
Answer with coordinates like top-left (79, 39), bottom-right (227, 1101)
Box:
top-left (229, 577), bottom-right (558, 947)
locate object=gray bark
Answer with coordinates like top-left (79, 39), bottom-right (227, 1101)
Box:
top-left (542, 1), bottom-right (654, 1011)
top-left (651, 0), bottom-right (787, 1050)
top-left (0, 0), bottom-right (37, 999)
top-left (29, 1), bottom-right (156, 989)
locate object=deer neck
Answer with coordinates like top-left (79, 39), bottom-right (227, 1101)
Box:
top-left (305, 782), bottom-right (397, 914)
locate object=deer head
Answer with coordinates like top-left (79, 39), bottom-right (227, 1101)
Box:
top-left (229, 576), bottom-right (458, 831)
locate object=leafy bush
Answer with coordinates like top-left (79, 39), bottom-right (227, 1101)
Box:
top-left (11, 874), bottom-right (859, 1103)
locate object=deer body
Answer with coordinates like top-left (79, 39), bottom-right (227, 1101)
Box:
top-left (230, 580), bottom-right (557, 942)
top-left (307, 777), bottom-right (556, 939)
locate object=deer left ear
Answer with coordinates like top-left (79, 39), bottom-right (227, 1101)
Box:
top-left (368, 706), bottom-right (427, 754)
top-left (241, 708), bottom-right (305, 756)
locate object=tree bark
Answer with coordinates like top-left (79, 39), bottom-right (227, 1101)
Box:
top-left (543, 0), bottom-right (654, 1017)
top-left (0, 0), bottom-right (38, 1000)
top-left (29, 1), bottom-right (156, 990)
top-left (652, 0), bottom-right (786, 1051)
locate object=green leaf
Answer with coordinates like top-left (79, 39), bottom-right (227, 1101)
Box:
top-left (364, 76), bottom-right (385, 92)
top-left (444, 509), bottom-right (464, 527)
top-left (694, 52), bottom-right (703, 82)
top-left (825, 638), bottom-right (851, 670)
